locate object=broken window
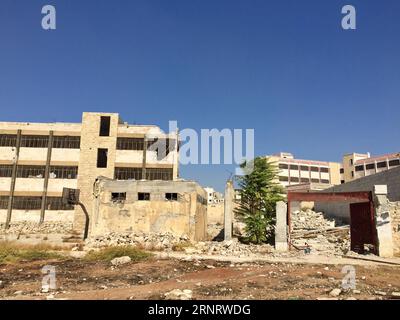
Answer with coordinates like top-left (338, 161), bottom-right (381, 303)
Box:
top-left (0, 165), bottom-right (13, 177)
top-left (279, 176), bottom-right (288, 182)
top-left (340, 168), bottom-right (344, 174)
top-left (165, 193), bottom-right (178, 201)
top-left (20, 135), bottom-right (49, 148)
top-left (320, 167), bottom-right (329, 173)
top-left (99, 116), bottom-right (111, 137)
top-left (114, 167), bottom-right (142, 180)
top-left (111, 192), bottom-right (126, 201)
top-left (0, 134), bottom-right (17, 147)
top-left (310, 166), bottom-right (319, 172)
top-left (355, 165), bottom-right (364, 172)
top-left (290, 165), bottom-right (299, 170)
top-left (52, 136), bottom-right (80, 149)
top-left (279, 163), bottom-right (289, 169)
top-left (300, 178), bottom-right (309, 183)
top-left (116, 138), bottom-right (144, 150)
top-left (290, 177), bottom-right (299, 183)
top-left (138, 193), bottom-right (150, 201)
top-left (311, 178), bottom-right (319, 183)
top-left (377, 161), bottom-right (387, 168)
top-left (321, 179), bottom-right (330, 184)
top-left (389, 159), bottom-right (400, 167)
top-left (300, 165), bottom-right (308, 171)
top-left (97, 148), bottom-right (108, 168)
top-left (366, 163), bottom-right (375, 170)
top-left (146, 168), bottom-right (173, 180)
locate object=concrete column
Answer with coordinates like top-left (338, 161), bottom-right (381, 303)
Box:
top-left (224, 180), bottom-right (234, 241)
top-left (40, 131), bottom-right (54, 224)
top-left (373, 185), bottom-right (394, 257)
top-left (275, 201), bottom-right (288, 251)
top-left (142, 138), bottom-right (148, 180)
top-left (5, 129), bottom-right (22, 229)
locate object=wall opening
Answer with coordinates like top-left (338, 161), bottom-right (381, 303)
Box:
top-left (97, 148), bottom-right (108, 168)
top-left (99, 116), bottom-right (111, 137)
top-left (138, 192), bottom-right (150, 201)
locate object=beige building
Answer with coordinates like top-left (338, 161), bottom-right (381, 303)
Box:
top-left (341, 152), bottom-right (400, 183)
top-left (0, 112), bottom-right (179, 231)
top-left (267, 152), bottom-right (341, 189)
top-left (90, 177), bottom-right (207, 241)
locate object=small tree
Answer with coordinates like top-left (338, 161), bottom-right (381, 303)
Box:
top-left (234, 157), bottom-right (284, 244)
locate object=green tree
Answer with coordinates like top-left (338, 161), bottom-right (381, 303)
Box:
top-left (234, 157), bottom-right (285, 244)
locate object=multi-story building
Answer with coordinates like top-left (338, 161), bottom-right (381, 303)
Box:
top-left (204, 187), bottom-right (224, 205)
top-left (0, 112), bottom-right (179, 232)
top-left (341, 152), bottom-right (400, 183)
top-left (267, 152), bottom-right (341, 189)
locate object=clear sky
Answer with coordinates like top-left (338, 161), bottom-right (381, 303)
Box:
top-left (0, 0), bottom-right (399, 192)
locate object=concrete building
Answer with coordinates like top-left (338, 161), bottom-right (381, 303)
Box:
top-left (267, 152), bottom-right (341, 189)
top-left (204, 187), bottom-right (224, 205)
top-left (91, 177), bottom-right (208, 241)
top-left (0, 112), bottom-right (179, 231)
top-left (341, 152), bottom-right (400, 183)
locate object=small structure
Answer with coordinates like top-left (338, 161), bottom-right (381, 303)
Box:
top-left (89, 177), bottom-right (208, 241)
top-left (285, 186), bottom-right (399, 257)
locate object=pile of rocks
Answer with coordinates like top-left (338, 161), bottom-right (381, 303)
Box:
top-left (292, 209), bottom-right (336, 230)
top-left (185, 238), bottom-right (276, 258)
top-left (0, 222), bottom-right (74, 235)
top-left (291, 209), bottom-right (350, 256)
top-left (85, 231), bottom-right (189, 250)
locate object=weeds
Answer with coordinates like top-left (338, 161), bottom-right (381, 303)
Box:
top-left (84, 246), bottom-right (152, 262)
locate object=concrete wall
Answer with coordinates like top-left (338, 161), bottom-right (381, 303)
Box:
top-left (315, 166), bottom-right (400, 221)
top-left (90, 179), bottom-right (208, 241)
top-left (207, 203), bottom-right (224, 225)
top-left (390, 201), bottom-right (400, 256)
top-left (0, 209), bottom-right (74, 223)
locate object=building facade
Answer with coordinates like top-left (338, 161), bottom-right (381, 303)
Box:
top-left (341, 152), bottom-right (400, 183)
top-left (0, 112), bottom-right (179, 231)
top-left (267, 152), bottom-right (341, 189)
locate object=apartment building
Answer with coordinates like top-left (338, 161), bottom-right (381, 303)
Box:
top-left (0, 112), bottom-right (179, 231)
top-left (204, 187), bottom-right (224, 205)
top-left (341, 152), bottom-right (400, 183)
top-left (267, 152), bottom-right (341, 188)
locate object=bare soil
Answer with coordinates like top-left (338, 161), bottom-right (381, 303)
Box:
top-left (1, 256), bottom-right (400, 300)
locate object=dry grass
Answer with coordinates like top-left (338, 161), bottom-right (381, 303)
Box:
top-left (171, 242), bottom-right (193, 252)
top-left (0, 241), bottom-right (64, 265)
top-left (84, 246), bottom-right (152, 262)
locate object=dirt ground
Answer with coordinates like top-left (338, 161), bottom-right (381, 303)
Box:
top-left (1, 255), bottom-right (400, 300)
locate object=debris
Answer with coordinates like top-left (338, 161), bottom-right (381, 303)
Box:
top-left (374, 291), bottom-right (387, 296)
top-left (164, 289), bottom-right (192, 300)
top-left (291, 209), bottom-right (350, 256)
top-left (329, 288), bottom-right (342, 297)
top-left (110, 256), bottom-right (131, 266)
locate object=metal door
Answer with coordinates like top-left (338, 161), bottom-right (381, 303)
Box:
top-left (350, 202), bottom-right (376, 254)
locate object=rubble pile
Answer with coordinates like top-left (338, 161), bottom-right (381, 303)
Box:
top-left (0, 222), bottom-right (74, 235)
top-left (85, 232), bottom-right (189, 250)
top-left (186, 239), bottom-right (275, 258)
top-left (84, 232), bottom-right (279, 258)
top-left (291, 209), bottom-right (350, 256)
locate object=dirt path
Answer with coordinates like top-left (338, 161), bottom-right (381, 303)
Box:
top-left (1, 255), bottom-right (400, 300)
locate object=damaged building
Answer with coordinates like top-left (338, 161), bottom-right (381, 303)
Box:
top-left (90, 177), bottom-right (208, 241)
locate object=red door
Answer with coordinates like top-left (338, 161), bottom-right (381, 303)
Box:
top-left (350, 202), bottom-right (376, 254)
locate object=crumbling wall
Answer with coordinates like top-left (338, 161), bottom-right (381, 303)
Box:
top-left (389, 201), bottom-right (400, 256)
top-left (90, 179), bottom-right (208, 241)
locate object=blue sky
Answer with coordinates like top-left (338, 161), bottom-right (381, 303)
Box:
top-left (0, 0), bottom-right (399, 192)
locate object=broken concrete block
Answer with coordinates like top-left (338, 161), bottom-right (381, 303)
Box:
top-left (329, 288), bottom-right (342, 297)
top-left (110, 256), bottom-right (131, 266)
